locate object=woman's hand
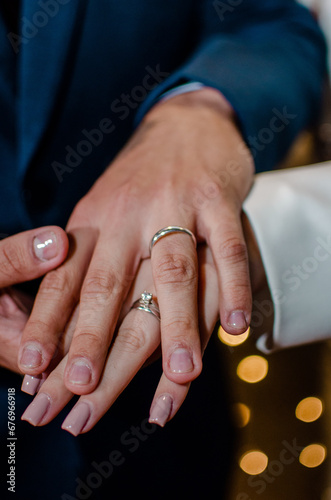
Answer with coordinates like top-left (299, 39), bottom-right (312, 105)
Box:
top-left (18, 87), bottom-right (255, 399)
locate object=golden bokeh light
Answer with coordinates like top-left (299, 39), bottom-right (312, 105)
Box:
top-left (218, 325), bottom-right (250, 346)
top-left (232, 403), bottom-right (251, 428)
top-left (236, 355), bottom-right (269, 383)
top-left (299, 444), bottom-right (327, 468)
top-left (239, 450), bottom-right (268, 475)
top-left (295, 397), bottom-right (323, 423)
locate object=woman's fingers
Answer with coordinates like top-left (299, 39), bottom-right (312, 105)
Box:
top-left (21, 303), bottom-right (80, 395)
top-left (149, 375), bottom-right (190, 427)
top-left (21, 294), bottom-right (161, 434)
top-left (151, 230), bottom-right (202, 385)
top-left (21, 246), bottom-right (220, 433)
top-left (0, 226), bottom-right (68, 288)
top-left (17, 228), bottom-right (95, 376)
top-left (62, 304), bottom-right (161, 435)
top-left (21, 356), bottom-right (73, 426)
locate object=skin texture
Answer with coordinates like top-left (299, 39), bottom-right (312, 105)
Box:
top-left (20, 246), bottom-right (218, 433)
top-left (17, 88), bottom-right (255, 401)
top-left (20, 216), bottom-right (265, 433)
top-left (0, 227), bottom-right (69, 372)
top-left (0, 217), bottom-right (264, 432)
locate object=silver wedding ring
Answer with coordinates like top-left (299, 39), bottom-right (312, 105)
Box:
top-left (131, 291), bottom-right (160, 321)
top-left (149, 226), bottom-right (197, 254)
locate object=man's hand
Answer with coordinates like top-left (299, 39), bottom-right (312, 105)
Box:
top-left (20, 213), bottom-right (268, 432)
top-left (21, 214), bottom-right (268, 432)
top-left (0, 288), bottom-right (32, 373)
top-left (18, 88), bottom-right (255, 399)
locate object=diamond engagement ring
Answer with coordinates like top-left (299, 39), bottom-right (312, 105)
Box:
top-left (130, 291), bottom-right (160, 320)
top-left (149, 226), bottom-right (197, 254)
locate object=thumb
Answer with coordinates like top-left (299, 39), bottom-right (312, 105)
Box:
top-left (0, 227), bottom-right (69, 288)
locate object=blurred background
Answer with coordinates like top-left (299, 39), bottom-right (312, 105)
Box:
top-left (221, 2), bottom-right (331, 498)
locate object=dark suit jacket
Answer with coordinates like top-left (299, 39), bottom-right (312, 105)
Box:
top-left (0, 1), bottom-right (327, 499)
top-left (0, 0), bottom-right (326, 236)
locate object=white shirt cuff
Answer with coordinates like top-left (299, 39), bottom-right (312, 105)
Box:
top-left (243, 162), bottom-right (331, 353)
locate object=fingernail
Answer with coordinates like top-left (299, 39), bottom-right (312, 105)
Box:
top-left (33, 231), bottom-right (58, 261)
top-left (21, 374), bottom-right (41, 395)
top-left (227, 311), bottom-right (247, 331)
top-left (20, 344), bottom-right (43, 369)
top-left (67, 359), bottom-right (92, 385)
top-left (169, 348), bottom-right (194, 373)
top-left (149, 394), bottom-right (173, 427)
top-left (21, 393), bottom-right (50, 426)
top-left (61, 402), bottom-right (91, 436)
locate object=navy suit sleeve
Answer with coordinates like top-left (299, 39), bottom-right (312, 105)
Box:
top-left (135, 0), bottom-right (327, 173)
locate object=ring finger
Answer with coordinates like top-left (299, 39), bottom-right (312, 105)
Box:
top-left (150, 226), bottom-right (202, 385)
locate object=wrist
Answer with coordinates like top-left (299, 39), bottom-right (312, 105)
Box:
top-left (145, 87), bottom-right (235, 123)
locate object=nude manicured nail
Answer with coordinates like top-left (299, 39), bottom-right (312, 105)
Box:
top-left (20, 344), bottom-right (43, 369)
top-left (21, 374), bottom-right (41, 395)
top-left (149, 394), bottom-right (173, 427)
top-left (67, 360), bottom-right (92, 385)
top-left (62, 402), bottom-right (91, 436)
top-left (33, 231), bottom-right (58, 261)
top-left (21, 393), bottom-right (50, 426)
top-left (169, 348), bottom-right (193, 373)
top-left (227, 311), bottom-right (247, 331)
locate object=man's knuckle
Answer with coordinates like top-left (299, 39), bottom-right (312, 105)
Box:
top-left (218, 237), bottom-right (247, 263)
top-left (25, 318), bottom-right (50, 334)
top-left (116, 326), bottom-right (146, 353)
top-left (163, 317), bottom-right (194, 333)
top-left (82, 270), bottom-right (119, 301)
top-left (230, 279), bottom-right (251, 290)
top-left (115, 182), bottom-right (139, 207)
top-left (155, 254), bottom-right (196, 285)
top-left (224, 281), bottom-right (251, 301)
top-left (73, 331), bottom-right (106, 352)
top-left (40, 268), bottom-right (74, 296)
